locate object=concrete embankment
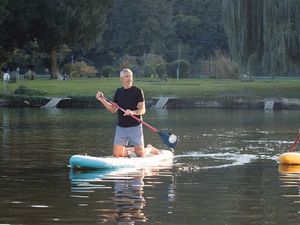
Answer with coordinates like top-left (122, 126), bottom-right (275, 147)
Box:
top-left (153, 97), bottom-right (300, 110)
top-left (1, 95), bottom-right (300, 110)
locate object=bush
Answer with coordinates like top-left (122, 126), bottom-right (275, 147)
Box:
top-left (14, 85), bottom-right (47, 96)
top-left (156, 63), bottom-right (167, 77)
top-left (62, 61), bottom-right (97, 78)
top-left (143, 64), bottom-right (156, 77)
top-left (214, 52), bottom-right (239, 79)
top-left (167, 60), bottom-right (189, 78)
top-left (24, 70), bottom-right (35, 80)
top-left (101, 65), bottom-right (115, 77)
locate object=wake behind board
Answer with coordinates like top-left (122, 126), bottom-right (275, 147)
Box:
top-left (69, 150), bottom-right (173, 169)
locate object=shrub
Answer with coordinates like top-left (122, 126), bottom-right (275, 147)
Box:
top-left (143, 64), bottom-right (156, 77)
top-left (14, 85), bottom-right (47, 96)
top-left (214, 52), bottom-right (239, 79)
top-left (62, 61), bottom-right (97, 78)
top-left (167, 60), bottom-right (189, 78)
top-left (156, 63), bottom-right (167, 77)
top-left (101, 65), bottom-right (115, 77)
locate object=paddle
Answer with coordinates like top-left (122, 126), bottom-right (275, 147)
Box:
top-left (105, 97), bottom-right (178, 148)
top-left (289, 131), bottom-right (300, 152)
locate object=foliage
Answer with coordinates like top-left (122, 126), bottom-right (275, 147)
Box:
top-left (101, 65), bottom-right (115, 77)
top-left (63, 61), bottom-right (97, 78)
top-left (214, 52), bottom-right (239, 79)
top-left (102, 0), bottom-right (174, 59)
top-left (98, 0), bottom-right (227, 68)
top-left (141, 54), bottom-right (165, 77)
top-left (2, 94), bottom-right (47, 107)
top-left (167, 60), bottom-right (189, 78)
top-left (156, 63), bottom-right (167, 77)
top-left (142, 65), bottom-right (156, 77)
top-left (57, 44), bottom-right (72, 67)
top-left (223, 0), bottom-right (300, 76)
top-left (14, 85), bottom-right (47, 96)
top-left (0, 0), bottom-right (8, 26)
top-left (0, 0), bottom-right (229, 78)
top-left (116, 54), bottom-right (141, 76)
top-left (0, 0), bottom-right (112, 78)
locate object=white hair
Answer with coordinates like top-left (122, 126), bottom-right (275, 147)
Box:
top-left (120, 68), bottom-right (133, 77)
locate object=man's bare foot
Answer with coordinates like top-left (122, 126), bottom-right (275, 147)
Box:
top-left (147, 144), bottom-right (160, 155)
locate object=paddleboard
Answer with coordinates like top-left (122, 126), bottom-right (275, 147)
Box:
top-left (69, 150), bottom-right (173, 169)
top-left (278, 152), bottom-right (300, 165)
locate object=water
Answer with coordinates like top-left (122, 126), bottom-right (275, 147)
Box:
top-left (1, 108), bottom-right (300, 225)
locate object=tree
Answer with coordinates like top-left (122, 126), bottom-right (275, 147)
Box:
top-left (0, 0), bottom-right (8, 25)
top-left (102, 0), bottom-right (174, 60)
top-left (223, 0), bottom-right (300, 76)
top-left (32, 0), bottom-right (112, 78)
top-left (173, 0), bottom-right (227, 60)
top-left (0, 0), bottom-right (38, 65)
top-left (0, 0), bottom-right (112, 78)
top-left (0, 0), bottom-right (9, 64)
top-left (89, 0), bottom-right (228, 72)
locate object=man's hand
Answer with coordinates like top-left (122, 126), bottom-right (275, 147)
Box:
top-left (124, 109), bottom-right (134, 116)
top-left (96, 91), bottom-right (104, 100)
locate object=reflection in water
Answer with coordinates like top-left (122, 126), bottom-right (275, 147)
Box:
top-left (279, 165), bottom-right (300, 175)
top-left (70, 167), bottom-right (174, 224)
top-left (279, 165), bottom-right (300, 206)
top-left (2, 109), bottom-right (10, 159)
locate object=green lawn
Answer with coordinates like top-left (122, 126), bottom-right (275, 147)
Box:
top-left (2, 78), bottom-right (300, 99)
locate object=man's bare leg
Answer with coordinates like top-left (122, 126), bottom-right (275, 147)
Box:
top-left (134, 145), bottom-right (146, 157)
top-left (133, 144), bottom-right (160, 157)
top-left (146, 144), bottom-right (160, 155)
top-left (113, 145), bottom-right (128, 157)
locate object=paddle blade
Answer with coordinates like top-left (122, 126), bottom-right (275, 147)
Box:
top-left (158, 131), bottom-right (178, 148)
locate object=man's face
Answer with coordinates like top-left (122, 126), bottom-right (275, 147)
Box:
top-left (120, 72), bottom-right (133, 87)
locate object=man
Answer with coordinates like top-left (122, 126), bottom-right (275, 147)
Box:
top-left (3, 71), bottom-right (10, 84)
top-left (96, 68), bottom-right (159, 157)
top-left (3, 70), bottom-right (10, 95)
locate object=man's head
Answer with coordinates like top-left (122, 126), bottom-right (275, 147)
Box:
top-left (120, 68), bottom-right (133, 88)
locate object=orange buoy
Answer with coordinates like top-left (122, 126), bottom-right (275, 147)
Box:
top-left (279, 164), bottom-right (300, 174)
top-left (278, 152), bottom-right (300, 165)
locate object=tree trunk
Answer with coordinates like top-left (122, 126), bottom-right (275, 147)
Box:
top-left (50, 47), bottom-right (58, 79)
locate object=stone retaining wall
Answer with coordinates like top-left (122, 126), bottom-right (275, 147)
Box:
top-left (1, 95), bottom-right (300, 110)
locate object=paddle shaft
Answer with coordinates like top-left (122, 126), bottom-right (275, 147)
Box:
top-left (289, 133), bottom-right (300, 152)
top-left (105, 98), bottom-right (159, 133)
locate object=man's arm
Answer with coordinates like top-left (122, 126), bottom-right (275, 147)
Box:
top-left (134, 101), bottom-right (146, 115)
top-left (96, 91), bottom-right (117, 113)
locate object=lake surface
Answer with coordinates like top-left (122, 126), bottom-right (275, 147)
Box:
top-left (1, 108), bottom-right (300, 225)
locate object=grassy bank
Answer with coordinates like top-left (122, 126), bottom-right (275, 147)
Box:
top-left (1, 78), bottom-right (300, 99)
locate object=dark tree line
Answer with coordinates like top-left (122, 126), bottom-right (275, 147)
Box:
top-left (1, 0), bottom-right (297, 78)
top-left (95, 0), bottom-right (226, 70)
top-left (0, 0), bottom-right (226, 78)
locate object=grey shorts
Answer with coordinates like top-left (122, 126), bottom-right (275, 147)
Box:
top-left (114, 124), bottom-right (144, 147)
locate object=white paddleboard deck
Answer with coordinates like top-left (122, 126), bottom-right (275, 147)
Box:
top-left (69, 150), bottom-right (174, 169)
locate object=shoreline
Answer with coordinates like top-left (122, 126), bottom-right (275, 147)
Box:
top-left (1, 95), bottom-right (300, 110)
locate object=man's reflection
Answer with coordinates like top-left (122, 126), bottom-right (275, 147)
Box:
top-left (99, 169), bottom-right (152, 224)
top-left (70, 167), bottom-right (173, 224)
top-left (113, 171), bottom-right (146, 223)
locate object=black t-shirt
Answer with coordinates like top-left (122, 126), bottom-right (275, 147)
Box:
top-left (113, 86), bottom-right (145, 127)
